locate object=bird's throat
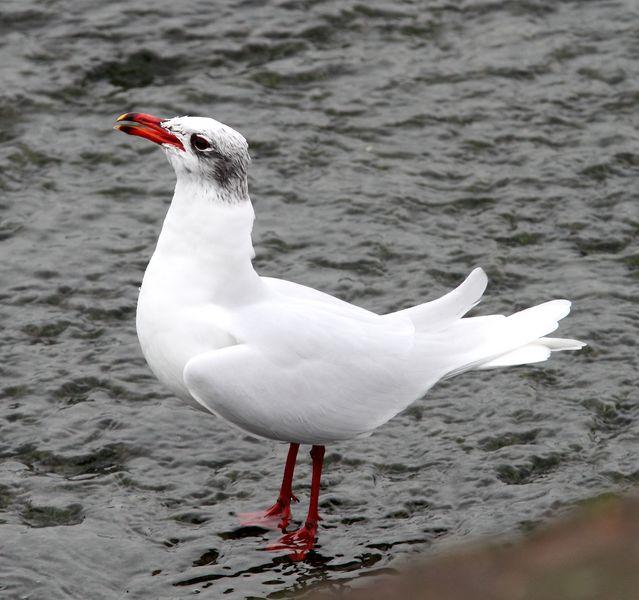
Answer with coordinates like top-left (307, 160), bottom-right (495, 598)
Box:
top-left (148, 178), bottom-right (262, 305)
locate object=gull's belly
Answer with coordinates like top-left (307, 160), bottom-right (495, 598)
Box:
top-left (136, 293), bottom-right (235, 406)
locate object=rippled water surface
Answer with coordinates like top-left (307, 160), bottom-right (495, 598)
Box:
top-left (1, 0), bottom-right (638, 597)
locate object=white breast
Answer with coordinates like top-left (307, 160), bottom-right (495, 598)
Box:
top-left (134, 181), bottom-right (262, 410)
top-left (136, 255), bottom-right (236, 406)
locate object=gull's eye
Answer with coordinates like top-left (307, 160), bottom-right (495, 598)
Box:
top-left (191, 134), bottom-right (211, 152)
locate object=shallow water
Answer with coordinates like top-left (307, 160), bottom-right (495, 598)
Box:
top-left (1, 0), bottom-right (638, 597)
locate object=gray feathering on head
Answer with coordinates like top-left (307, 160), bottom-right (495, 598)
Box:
top-left (161, 115), bottom-right (251, 203)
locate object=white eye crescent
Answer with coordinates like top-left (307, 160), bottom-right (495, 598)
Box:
top-left (191, 134), bottom-right (212, 152)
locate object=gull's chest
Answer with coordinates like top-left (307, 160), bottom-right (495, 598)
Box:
top-left (135, 266), bottom-right (235, 403)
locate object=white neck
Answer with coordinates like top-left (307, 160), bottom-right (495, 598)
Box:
top-left (148, 177), bottom-right (263, 306)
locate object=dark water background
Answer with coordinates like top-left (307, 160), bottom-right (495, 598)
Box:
top-left (1, 0), bottom-right (638, 598)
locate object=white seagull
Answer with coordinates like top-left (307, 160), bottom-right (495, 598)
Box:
top-left (115, 112), bottom-right (585, 559)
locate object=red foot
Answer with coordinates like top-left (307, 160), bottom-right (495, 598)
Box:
top-left (237, 495), bottom-right (298, 530)
top-left (266, 521), bottom-right (318, 561)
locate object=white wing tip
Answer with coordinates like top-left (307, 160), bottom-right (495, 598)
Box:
top-left (464, 267), bottom-right (488, 302)
top-left (528, 299), bottom-right (572, 322)
top-left (539, 336), bottom-right (587, 351)
top-left (557, 299), bottom-right (572, 316)
top-left (469, 266), bottom-right (488, 286)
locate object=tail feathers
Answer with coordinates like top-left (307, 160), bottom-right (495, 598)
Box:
top-left (477, 344), bottom-right (551, 369)
top-left (477, 337), bottom-right (585, 369)
top-left (391, 267), bottom-right (487, 332)
top-left (439, 299), bottom-right (584, 379)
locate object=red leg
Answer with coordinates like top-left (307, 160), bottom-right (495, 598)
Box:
top-left (238, 443), bottom-right (299, 530)
top-left (267, 445), bottom-right (325, 560)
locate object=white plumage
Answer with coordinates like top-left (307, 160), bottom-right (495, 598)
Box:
top-left (116, 111), bottom-right (585, 558)
top-left (128, 115), bottom-right (584, 445)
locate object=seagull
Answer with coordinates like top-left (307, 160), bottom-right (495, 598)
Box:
top-left (114, 112), bottom-right (585, 560)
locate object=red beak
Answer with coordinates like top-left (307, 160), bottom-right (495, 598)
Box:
top-left (114, 112), bottom-right (184, 151)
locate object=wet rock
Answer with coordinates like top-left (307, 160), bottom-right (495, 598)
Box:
top-left (312, 495), bottom-right (639, 600)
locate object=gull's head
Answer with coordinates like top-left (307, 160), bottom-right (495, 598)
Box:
top-left (115, 112), bottom-right (250, 200)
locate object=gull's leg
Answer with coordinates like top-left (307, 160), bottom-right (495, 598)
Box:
top-left (267, 444), bottom-right (325, 560)
top-left (238, 443), bottom-right (299, 530)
